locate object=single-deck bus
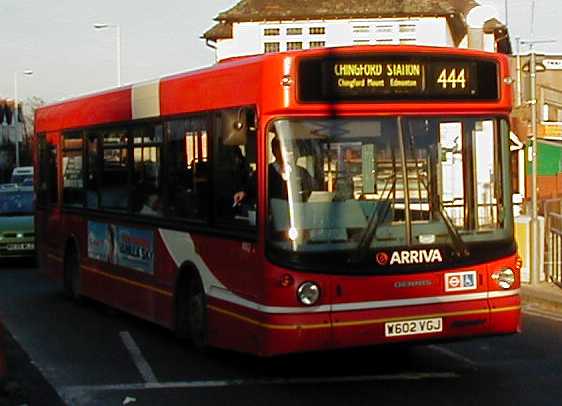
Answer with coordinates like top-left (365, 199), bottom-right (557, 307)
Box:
top-left (34, 45), bottom-right (521, 356)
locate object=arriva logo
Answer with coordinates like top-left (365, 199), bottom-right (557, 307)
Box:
top-left (390, 249), bottom-right (443, 265)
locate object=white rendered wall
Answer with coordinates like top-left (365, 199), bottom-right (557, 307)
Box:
top-left (214, 17), bottom-right (459, 61)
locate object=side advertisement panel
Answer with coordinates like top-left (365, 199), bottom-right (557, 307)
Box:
top-left (87, 221), bottom-right (154, 274)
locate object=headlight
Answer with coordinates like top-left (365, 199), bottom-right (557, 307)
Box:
top-left (492, 268), bottom-right (515, 289)
top-left (297, 282), bottom-right (320, 306)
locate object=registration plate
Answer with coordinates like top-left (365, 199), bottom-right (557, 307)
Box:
top-left (7, 243), bottom-right (35, 251)
top-left (385, 317), bottom-right (443, 337)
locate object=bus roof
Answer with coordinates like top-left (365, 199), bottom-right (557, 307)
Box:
top-left (35, 45), bottom-right (511, 133)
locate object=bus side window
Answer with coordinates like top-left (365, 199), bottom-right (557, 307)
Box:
top-left (100, 128), bottom-right (129, 212)
top-left (213, 107), bottom-right (257, 228)
top-left (62, 131), bottom-right (85, 207)
top-left (132, 124), bottom-right (163, 217)
top-left (166, 116), bottom-right (210, 222)
top-left (85, 134), bottom-right (100, 209)
top-left (44, 135), bottom-right (59, 207)
top-left (37, 134), bottom-right (56, 207)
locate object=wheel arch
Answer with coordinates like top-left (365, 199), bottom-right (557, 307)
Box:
top-left (174, 261), bottom-right (201, 300)
top-left (62, 233), bottom-right (82, 300)
top-left (64, 232), bottom-right (80, 256)
top-left (173, 261), bottom-right (203, 337)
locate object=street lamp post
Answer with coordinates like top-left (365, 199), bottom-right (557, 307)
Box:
top-left (94, 23), bottom-right (121, 86)
top-left (13, 70), bottom-right (33, 168)
top-left (515, 37), bottom-right (522, 107)
top-left (520, 38), bottom-right (555, 285)
top-left (530, 48), bottom-right (539, 286)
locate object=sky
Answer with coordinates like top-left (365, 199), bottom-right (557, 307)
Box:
top-left (0, 0), bottom-right (561, 103)
top-left (0, 0), bottom-right (237, 103)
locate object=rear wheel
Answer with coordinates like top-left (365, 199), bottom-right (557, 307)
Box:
top-left (64, 247), bottom-right (81, 301)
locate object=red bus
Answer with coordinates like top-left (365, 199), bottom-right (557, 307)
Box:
top-left (35, 45), bottom-right (521, 356)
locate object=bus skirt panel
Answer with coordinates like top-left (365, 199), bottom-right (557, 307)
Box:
top-left (205, 294), bottom-right (520, 356)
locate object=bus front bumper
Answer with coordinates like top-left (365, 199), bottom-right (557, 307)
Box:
top-left (208, 293), bottom-right (521, 356)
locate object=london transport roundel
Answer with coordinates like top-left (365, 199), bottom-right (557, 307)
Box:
top-left (376, 252), bottom-right (390, 266)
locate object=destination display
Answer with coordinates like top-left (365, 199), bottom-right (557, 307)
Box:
top-left (298, 55), bottom-right (499, 102)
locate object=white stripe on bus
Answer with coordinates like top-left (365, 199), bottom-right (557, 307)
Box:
top-left (208, 287), bottom-right (520, 315)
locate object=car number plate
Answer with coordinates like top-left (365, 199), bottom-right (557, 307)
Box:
top-left (385, 317), bottom-right (443, 337)
top-left (7, 243), bottom-right (35, 251)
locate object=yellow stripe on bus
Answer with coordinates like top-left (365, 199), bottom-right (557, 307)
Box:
top-left (208, 304), bottom-right (521, 331)
top-left (81, 265), bottom-right (173, 298)
top-left (47, 254), bottom-right (63, 263)
top-left (208, 305), bottom-right (331, 330)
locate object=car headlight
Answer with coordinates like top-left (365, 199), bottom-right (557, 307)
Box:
top-left (491, 268), bottom-right (515, 289)
top-left (297, 282), bottom-right (320, 306)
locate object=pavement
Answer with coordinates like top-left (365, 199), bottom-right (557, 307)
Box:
top-left (521, 281), bottom-right (562, 312)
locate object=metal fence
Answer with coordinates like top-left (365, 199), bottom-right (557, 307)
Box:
top-left (547, 211), bottom-right (562, 288)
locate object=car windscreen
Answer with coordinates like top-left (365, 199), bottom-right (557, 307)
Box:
top-left (0, 190), bottom-right (34, 215)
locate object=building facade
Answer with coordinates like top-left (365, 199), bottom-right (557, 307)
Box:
top-left (511, 54), bottom-right (562, 203)
top-left (203, 0), bottom-right (508, 61)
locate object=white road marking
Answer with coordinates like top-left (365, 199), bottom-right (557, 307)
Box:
top-left (119, 331), bottom-right (158, 384)
top-left (60, 372), bottom-right (459, 398)
top-left (427, 345), bottom-right (479, 370)
top-left (523, 305), bottom-right (562, 323)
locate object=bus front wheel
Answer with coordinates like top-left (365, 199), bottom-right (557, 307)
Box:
top-left (64, 247), bottom-right (81, 301)
top-left (177, 274), bottom-right (208, 349)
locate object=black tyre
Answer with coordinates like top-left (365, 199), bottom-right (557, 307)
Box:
top-left (176, 274), bottom-right (208, 349)
top-left (63, 247), bottom-right (81, 301)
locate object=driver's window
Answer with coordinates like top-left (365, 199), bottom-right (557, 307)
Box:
top-left (214, 107), bottom-right (257, 229)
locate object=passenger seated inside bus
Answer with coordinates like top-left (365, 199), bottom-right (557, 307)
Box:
top-left (131, 161), bottom-right (163, 216)
top-left (171, 161), bottom-right (210, 219)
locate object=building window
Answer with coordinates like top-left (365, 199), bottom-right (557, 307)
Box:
top-left (287, 42), bottom-right (303, 51)
top-left (399, 24), bottom-right (416, 33)
top-left (309, 41), bottom-right (326, 48)
top-left (376, 25), bottom-right (393, 33)
top-left (264, 28), bottom-right (280, 36)
top-left (353, 25), bottom-right (370, 33)
top-left (264, 42), bottom-right (280, 53)
top-left (309, 27), bottom-right (325, 35)
top-left (287, 27), bottom-right (302, 35)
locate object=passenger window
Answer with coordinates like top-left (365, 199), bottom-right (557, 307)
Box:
top-left (166, 116), bottom-right (210, 221)
top-left (46, 136), bottom-right (59, 206)
top-left (132, 124), bottom-right (163, 217)
top-left (213, 108), bottom-right (257, 228)
top-left (62, 131), bottom-right (84, 207)
top-left (37, 134), bottom-right (58, 207)
top-left (86, 134), bottom-right (100, 209)
top-left (100, 128), bottom-right (129, 211)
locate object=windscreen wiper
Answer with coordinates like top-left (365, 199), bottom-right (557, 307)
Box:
top-left (350, 177), bottom-right (396, 264)
top-left (437, 199), bottom-right (470, 257)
